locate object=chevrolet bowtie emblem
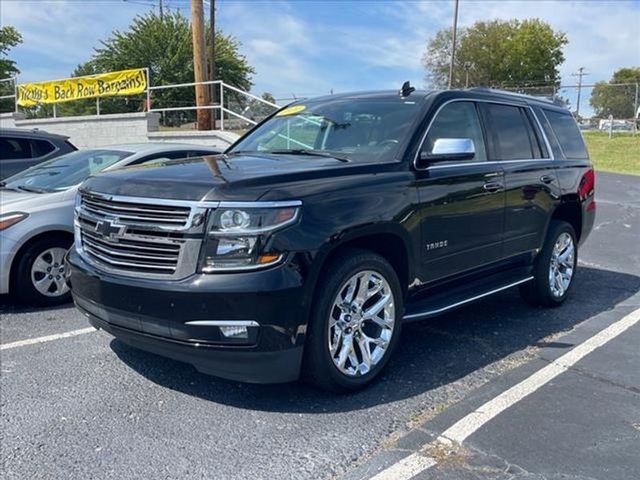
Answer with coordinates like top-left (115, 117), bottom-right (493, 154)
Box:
top-left (95, 219), bottom-right (126, 240)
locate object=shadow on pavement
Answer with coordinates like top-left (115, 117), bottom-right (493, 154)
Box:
top-left (111, 266), bottom-right (640, 413)
top-left (0, 295), bottom-right (72, 314)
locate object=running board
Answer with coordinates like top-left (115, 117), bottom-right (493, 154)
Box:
top-left (403, 269), bottom-right (534, 322)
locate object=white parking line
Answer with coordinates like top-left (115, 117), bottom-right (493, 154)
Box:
top-left (367, 306), bottom-right (640, 479)
top-left (369, 453), bottom-right (436, 480)
top-left (0, 327), bottom-right (96, 351)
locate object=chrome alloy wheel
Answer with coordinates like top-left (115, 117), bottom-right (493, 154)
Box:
top-left (549, 232), bottom-right (575, 298)
top-left (328, 270), bottom-right (396, 377)
top-left (31, 247), bottom-right (69, 297)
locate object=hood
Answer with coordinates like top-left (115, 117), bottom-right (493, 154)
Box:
top-left (0, 188), bottom-right (71, 213)
top-left (80, 154), bottom-right (379, 202)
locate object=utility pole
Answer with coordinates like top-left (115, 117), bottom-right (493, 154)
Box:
top-left (448, 0), bottom-right (460, 89)
top-left (191, 0), bottom-right (211, 130)
top-left (571, 67), bottom-right (589, 118)
top-left (159, 0), bottom-right (163, 18)
top-left (209, 0), bottom-right (216, 129)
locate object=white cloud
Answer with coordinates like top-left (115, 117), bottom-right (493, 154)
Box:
top-left (1, 0), bottom-right (150, 82)
top-left (2, 0), bottom-right (637, 112)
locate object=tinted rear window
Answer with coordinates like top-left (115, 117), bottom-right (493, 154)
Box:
top-left (543, 109), bottom-right (588, 159)
top-left (0, 137), bottom-right (32, 159)
top-left (32, 139), bottom-right (56, 157)
top-left (485, 104), bottom-right (534, 160)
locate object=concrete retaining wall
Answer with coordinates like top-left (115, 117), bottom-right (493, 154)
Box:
top-left (0, 112), bottom-right (22, 129)
top-left (147, 130), bottom-right (239, 150)
top-left (13, 112), bottom-right (160, 149)
top-left (4, 111), bottom-right (239, 150)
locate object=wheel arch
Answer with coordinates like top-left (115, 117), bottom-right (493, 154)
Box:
top-left (309, 224), bottom-right (413, 298)
top-left (550, 195), bottom-right (583, 242)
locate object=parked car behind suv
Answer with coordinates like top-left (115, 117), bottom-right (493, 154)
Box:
top-left (1, 143), bottom-right (220, 306)
top-left (0, 128), bottom-right (76, 179)
top-left (67, 87), bottom-right (596, 392)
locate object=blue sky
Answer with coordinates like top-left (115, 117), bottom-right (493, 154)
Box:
top-left (2, 0), bottom-right (639, 113)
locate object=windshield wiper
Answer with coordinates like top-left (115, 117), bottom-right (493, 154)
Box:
top-left (268, 149), bottom-right (350, 163)
top-left (15, 185), bottom-right (50, 194)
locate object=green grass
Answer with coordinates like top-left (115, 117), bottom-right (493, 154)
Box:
top-left (582, 131), bottom-right (639, 176)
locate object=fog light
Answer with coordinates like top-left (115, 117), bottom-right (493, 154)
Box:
top-left (219, 326), bottom-right (249, 339)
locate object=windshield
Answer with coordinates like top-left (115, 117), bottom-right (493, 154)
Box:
top-left (230, 98), bottom-right (422, 162)
top-left (1, 149), bottom-right (133, 193)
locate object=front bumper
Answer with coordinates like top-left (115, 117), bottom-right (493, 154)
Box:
top-left (0, 233), bottom-right (19, 295)
top-left (66, 248), bottom-right (308, 383)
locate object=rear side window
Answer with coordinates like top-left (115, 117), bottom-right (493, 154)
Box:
top-left (32, 139), bottom-right (56, 158)
top-left (0, 137), bottom-right (32, 160)
top-left (485, 104), bottom-right (536, 160)
top-left (543, 109), bottom-right (588, 159)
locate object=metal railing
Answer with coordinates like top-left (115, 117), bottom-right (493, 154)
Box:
top-left (0, 76), bottom-right (17, 113)
top-left (2, 72), bottom-right (279, 130)
top-left (148, 80), bottom-right (280, 130)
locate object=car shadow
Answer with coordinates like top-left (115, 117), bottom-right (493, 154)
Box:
top-left (0, 295), bottom-right (72, 314)
top-left (111, 266), bottom-right (640, 413)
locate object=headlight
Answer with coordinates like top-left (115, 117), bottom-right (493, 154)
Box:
top-left (199, 202), bottom-right (301, 272)
top-left (0, 212), bottom-right (29, 231)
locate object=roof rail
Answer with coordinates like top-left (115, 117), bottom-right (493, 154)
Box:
top-left (467, 87), bottom-right (563, 106)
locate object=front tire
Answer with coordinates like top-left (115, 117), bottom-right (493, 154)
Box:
top-left (304, 249), bottom-right (403, 393)
top-left (520, 220), bottom-right (577, 307)
top-left (15, 237), bottom-right (72, 307)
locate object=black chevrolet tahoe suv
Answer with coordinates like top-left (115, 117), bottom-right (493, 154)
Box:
top-left (67, 87), bottom-right (596, 392)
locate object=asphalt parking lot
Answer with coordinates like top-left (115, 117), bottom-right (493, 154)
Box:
top-left (1, 171), bottom-right (639, 480)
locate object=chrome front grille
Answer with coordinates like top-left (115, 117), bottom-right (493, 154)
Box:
top-left (75, 192), bottom-right (208, 279)
top-left (81, 192), bottom-right (191, 228)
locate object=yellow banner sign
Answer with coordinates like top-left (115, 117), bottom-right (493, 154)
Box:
top-left (17, 68), bottom-right (147, 107)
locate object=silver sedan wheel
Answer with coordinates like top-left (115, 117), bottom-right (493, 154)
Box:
top-left (328, 270), bottom-right (396, 377)
top-left (549, 232), bottom-right (575, 298)
top-left (31, 247), bottom-right (69, 297)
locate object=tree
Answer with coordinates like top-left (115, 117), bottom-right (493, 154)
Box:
top-left (422, 19), bottom-right (567, 91)
top-left (0, 26), bottom-right (22, 112)
top-left (58, 11), bottom-right (254, 120)
top-left (590, 67), bottom-right (640, 119)
top-left (243, 92), bottom-right (278, 122)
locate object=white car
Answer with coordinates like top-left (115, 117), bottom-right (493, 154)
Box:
top-left (0, 143), bottom-right (221, 306)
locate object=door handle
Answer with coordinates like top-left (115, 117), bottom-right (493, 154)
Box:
top-left (540, 174), bottom-right (555, 184)
top-left (483, 182), bottom-right (504, 193)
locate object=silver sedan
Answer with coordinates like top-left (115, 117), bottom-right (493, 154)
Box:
top-left (0, 143), bottom-right (220, 306)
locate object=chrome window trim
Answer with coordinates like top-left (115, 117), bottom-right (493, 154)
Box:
top-left (528, 107), bottom-right (556, 161)
top-left (413, 97), bottom-right (555, 171)
top-left (426, 159), bottom-right (554, 170)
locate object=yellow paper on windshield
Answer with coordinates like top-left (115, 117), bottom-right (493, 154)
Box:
top-left (276, 105), bottom-right (306, 116)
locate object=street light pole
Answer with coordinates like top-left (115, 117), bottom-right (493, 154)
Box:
top-left (448, 0), bottom-right (460, 89)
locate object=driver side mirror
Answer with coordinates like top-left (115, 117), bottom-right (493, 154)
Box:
top-left (418, 138), bottom-right (476, 167)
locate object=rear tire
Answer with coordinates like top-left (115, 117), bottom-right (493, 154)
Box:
top-left (15, 237), bottom-right (72, 307)
top-left (303, 249), bottom-right (403, 393)
top-left (520, 220), bottom-right (577, 307)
